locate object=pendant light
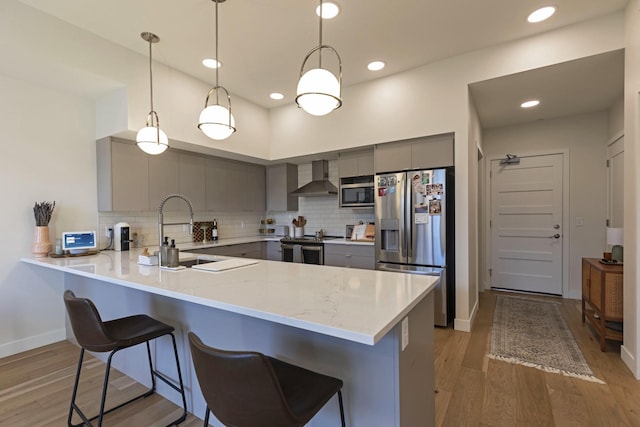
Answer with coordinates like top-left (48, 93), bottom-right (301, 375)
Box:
top-left (198, 0), bottom-right (236, 140)
top-left (295, 0), bottom-right (343, 116)
top-left (136, 32), bottom-right (169, 155)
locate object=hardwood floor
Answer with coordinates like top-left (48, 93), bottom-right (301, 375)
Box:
top-left (436, 290), bottom-right (640, 427)
top-left (1, 289), bottom-right (638, 426)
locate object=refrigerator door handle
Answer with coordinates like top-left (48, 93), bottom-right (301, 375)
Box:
top-left (406, 175), bottom-right (412, 259)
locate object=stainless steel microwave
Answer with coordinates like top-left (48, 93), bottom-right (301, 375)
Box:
top-left (339, 176), bottom-right (375, 207)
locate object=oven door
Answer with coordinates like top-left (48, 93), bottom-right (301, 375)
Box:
top-left (301, 245), bottom-right (323, 265)
top-left (281, 244), bottom-right (302, 262)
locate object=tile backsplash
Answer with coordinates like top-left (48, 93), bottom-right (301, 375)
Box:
top-left (98, 160), bottom-right (374, 248)
top-left (267, 161), bottom-right (374, 237)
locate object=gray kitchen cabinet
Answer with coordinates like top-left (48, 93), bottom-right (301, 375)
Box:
top-left (375, 133), bottom-right (454, 172)
top-left (324, 243), bottom-right (375, 270)
top-left (196, 242), bottom-right (263, 259)
top-left (205, 157), bottom-right (227, 211)
top-left (266, 164), bottom-right (298, 211)
top-left (179, 153), bottom-right (206, 211)
top-left (245, 163), bottom-right (266, 211)
top-left (206, 158), bottom-right (265, 212)
top-left (97, 137), bottom-right (150, 211)
top-left (149, 150), bottom-right (181, 211)
top-left (339, 149), bottom-right (374, 178)
top-left (265, 241), bottom-right (282, 261)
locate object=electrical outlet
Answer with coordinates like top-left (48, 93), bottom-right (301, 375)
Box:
top-left (105, 226), bottom-right (113, 237)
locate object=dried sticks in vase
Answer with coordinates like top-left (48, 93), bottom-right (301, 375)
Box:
top-left (33, 201), bottom-right (55, 226)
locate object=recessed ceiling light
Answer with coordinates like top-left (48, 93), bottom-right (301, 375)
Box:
top-left (316, 2), bottom-right (340, 19)
top-left (270, 92), bottom-right (284, 100)
top-left (521, 100), bottom-right (540, 108)
top-left (367, 61), bottom-right (385, 71)
top-left (202, 58), bottom-right (221, 69)
top-left (527, 6), bottom-right (556, 23)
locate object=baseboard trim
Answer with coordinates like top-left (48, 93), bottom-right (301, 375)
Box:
top-left (0, 329), bottom-right (66, 359)
top-left (454, 299), bottom-right (479, 332)
top-left (620, 345), bottom-right (639, 379)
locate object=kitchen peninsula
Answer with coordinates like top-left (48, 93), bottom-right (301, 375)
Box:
top-left (22, 248), bottom-right (438, 426)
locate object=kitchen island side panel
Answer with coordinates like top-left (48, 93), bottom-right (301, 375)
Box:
top-left (65, 274), bottom-right (435, 427)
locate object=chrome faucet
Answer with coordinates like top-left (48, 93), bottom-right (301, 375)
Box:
top-left (158, 194), bottom-right (194, 265)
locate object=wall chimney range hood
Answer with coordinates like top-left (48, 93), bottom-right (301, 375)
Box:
top-left (290, 160), bottom-right (337, 197)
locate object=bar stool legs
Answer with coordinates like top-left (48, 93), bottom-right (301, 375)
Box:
top-left (67, 333), bottom-right (187, 427)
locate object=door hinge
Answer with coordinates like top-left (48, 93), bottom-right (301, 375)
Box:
top-left (489, 220), bottom-right (492, 228)
top-left (606, 159), bottom-right (610, 168)
top-left (489, 268), bottom-right (492, 277)
top-left (606, 218), bottom-right (610, 227)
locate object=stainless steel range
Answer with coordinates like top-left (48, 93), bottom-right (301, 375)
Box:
top-left (280, 236), bottom-right (336, 265)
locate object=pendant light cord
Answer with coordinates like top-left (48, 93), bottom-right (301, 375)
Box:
top-left (318, 0), bottom-right (323, 69)
top-left (214, 0), bottom-right (220, 105)
top-left (148, 37), bottom-right (155, 124)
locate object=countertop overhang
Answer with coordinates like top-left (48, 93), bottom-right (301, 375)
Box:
top-left (21, 245), bottom-right (436, 346)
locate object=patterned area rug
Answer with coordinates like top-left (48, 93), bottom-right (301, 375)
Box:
top-left (489, 295), bottom-right (604, 383)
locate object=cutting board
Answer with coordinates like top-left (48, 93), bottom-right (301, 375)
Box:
top-left (191, 258), bottom-right (258, 272)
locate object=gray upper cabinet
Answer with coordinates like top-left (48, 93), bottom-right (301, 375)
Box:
top-left (98, 137), bottom-right (266, 213)
top-left (266, 164), bottom-right (298, 211)
top-left (97, 137), bottom-right (149, 212)
top-left (339, 149), bottom-right (374, 178)
top-left (179, 153), bottom-right (206, 211)
top-left (149, 150), bottom-right (181, 211)
top-left (205, 157), bottom-right (265, 212)
top-left (245, 163), bottom-right (266, 211)
top-left (375, 133), bottom-right (454, 172)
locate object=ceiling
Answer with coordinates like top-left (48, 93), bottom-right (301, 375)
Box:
top-left (19, 0), bottom-right (627, 128)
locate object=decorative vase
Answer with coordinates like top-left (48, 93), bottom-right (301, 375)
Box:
top-left (31, 226), bottom-right (52, 257)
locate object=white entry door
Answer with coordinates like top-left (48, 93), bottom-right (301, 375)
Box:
top-left (490, 153), bottom-right (564, 295)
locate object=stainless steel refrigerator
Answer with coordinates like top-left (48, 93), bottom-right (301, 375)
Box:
top-left (375, 167), bottom-right (455, 327)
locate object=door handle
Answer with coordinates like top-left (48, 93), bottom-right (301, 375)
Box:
top-left (553, 224), bottom-right (560, 229)
top-left (549, 234), bottom-right (561, 239)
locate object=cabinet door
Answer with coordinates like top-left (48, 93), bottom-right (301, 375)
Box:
top-left (266, 241), bottom-right (282, 261)
top-left (375, 142), bottom-right (411, 173)
top-left (358, 150), bottom-right (374, 176)
top-left (245, 163), bottom-right (266, 211)
top-left (411, 134), bottom-right (454, 169)
top-left (338, 153), bottom-right (360, 178)
top-left (179, 153), bottom-right (206, 211)
top-left (205, 157), bottom-right (227, 210)
top-left (149, 150), bottom-right (180, 211)
top-left (267, 164), bottom-right (298, 211)
top-left (111, 141), bottom-right (150, 211)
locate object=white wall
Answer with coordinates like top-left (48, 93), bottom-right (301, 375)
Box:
top-left (0, 74), bottom-right (98, 357)
top-left (623, 0), bottom-right (640, 378)
top-left (482, 112), bottom-right (609, 300)
top-left (609, 96), bottom-right (625, 139)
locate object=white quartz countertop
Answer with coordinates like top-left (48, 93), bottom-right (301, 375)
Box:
top-left (21, 248), bottom-right (436, 345)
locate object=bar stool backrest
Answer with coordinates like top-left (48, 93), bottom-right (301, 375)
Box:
top-left (188, 332), bottom-right (297, 426)
top-left (63, 290), bottom-right (116, 352)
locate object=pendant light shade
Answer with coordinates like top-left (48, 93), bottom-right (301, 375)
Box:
top-left (296, 1), bottom-right (342, 116)
top-left (137, 32), bottom-right (169, 155)
top-left (198, 0), bottom-right (236, 140)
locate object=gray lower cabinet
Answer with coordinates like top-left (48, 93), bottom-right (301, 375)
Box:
top-left (265, 241), bottom-right (282, 261)
top-left (194, 242), bottom-right (264, 259)
top-left (324, 244), bottom-right (375, 270)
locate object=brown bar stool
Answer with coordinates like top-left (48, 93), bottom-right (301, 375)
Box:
top-left (188, 332), bottom-right (346, 427)
top-left (63, 290), bottom-right (187, 427)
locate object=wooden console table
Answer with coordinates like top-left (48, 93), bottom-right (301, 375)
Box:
top-left (581, 258), bottom-right (623, 351)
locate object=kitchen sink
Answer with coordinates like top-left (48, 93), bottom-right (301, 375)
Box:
top-left (177, 258), bottom-right (218, 268)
